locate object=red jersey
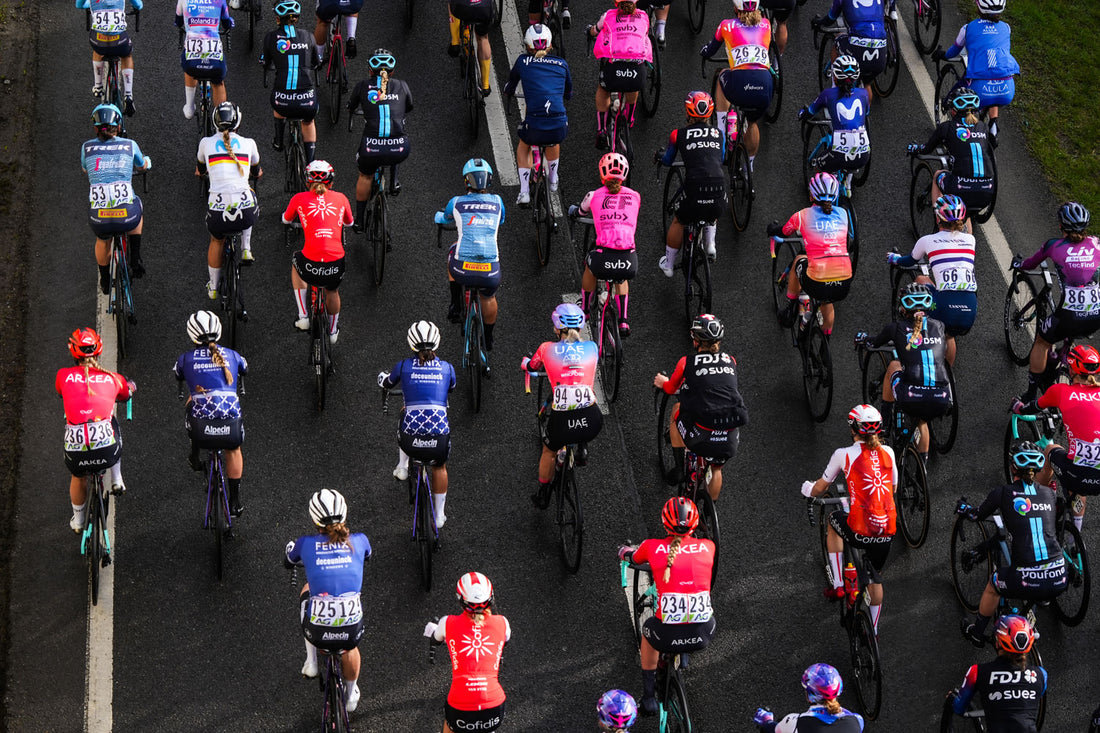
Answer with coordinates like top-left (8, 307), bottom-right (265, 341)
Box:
top-left (633, 537), bottom-right (714, 624)
top-left (1039, 383), bottom-right (1100, 467)
top-left (438, 612), bottom-right (510, 709)
top-left (822, 443), bottom-right (897, 537)
top-left (283, 190), bottom-right (353, 261)
top-left (55, 366), bottom-right (131, 424)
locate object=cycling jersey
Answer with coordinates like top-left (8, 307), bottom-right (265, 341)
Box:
top-left (947, 19), bottom-right (1020, 80)
top-left (439, 193), bottom-right (505, 263)
top-left (176, 0), bottom-right (230, 79)
top-left (173, 346), bottom-right (248, 420)
top-left (954, 656), bottom-right (1045, 733)
top-left (825, 0), bottom-right (886, 40)
top-left (1020, 236), bottom-right (1100, 311)
top-left (868, 319), bottom-right (949, 388)
top-left (593, 8), bottom-right (652, 61)
top-left (431, 613), bottom-right (511, 709)
top-left (528, 340), bottom-right (599, 410)
top-left (821, 442), bottom-right (898, 537)
top-left (381, 357), bottom-right (456, 435)
top-left (806, 87), bottom-right (870, 162)
top-left (780, 206), bottom-right (852, 282)
top-left (56, 366), bottom-right (132, 424)
top-left (285, 532), bottom-right (372, 596)
top-left (701, 17), bottom-right (772, 70)
top-left (348, 77), bottom-right (413, 139)
top-left (82, 136), bottom-right (146, 193)
top-left (261, 25), bottom-right (320, 114)
top-left (283, 189), bottom-right (354, 261)
top-left (197, 132), bottom-right (259, 214)
top-left (659, 125), bottom-right (725, 185)
top-left (663, 352), bottom-right (748, 429)
top-left (763, 706), bottom-right (865, 732)
top-left (82, 0), bottom-right (140, 52)
top-left (918, 119), bottom-right (994, 183)
top-left (976, 481), bottom-right (1060, 566)
top-left (632, 537), bottom-right (715, 623)
top-left (579, 186), bottom-right (640, 251)
top-left (901, 230), bottom-right (977, 292)
top-left (502, 54), bottom-right (573, 124)
top-left (1038, 384), bottom-right (1100, 469)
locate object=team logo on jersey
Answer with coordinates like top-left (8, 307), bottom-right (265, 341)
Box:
top-left (305, 198), bottom-right (340, 220)
top-left (835, 98), bottom-right (864, 123)
top-left (214, 138), bottom-right (243, 154)
top-left (457, 626), bottom-right (498, 662)
top-left (1025, 669), bottom-right (1038, 683)
top-left (276, 38), bottom-right (290, 54)
top-left (1013, 497), bottom-right (1032, 516)
top-left (97, 208), bottom-right (128, 218)
top-left (956, 127), bottom-right (971, 141)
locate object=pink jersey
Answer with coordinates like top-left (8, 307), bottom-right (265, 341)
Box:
top-left (715, 17), bottom-right (772, 70)
top-left (593, 8), bottom-right (652, 62)
top-left (1039, 384), bottom-right (1100, 467)
top-left (529, 340), bottom-right (599, 411)
top-left (582, 186), bottom-right (640, 250)
top-left (781, 205), bottom-right (852, 282)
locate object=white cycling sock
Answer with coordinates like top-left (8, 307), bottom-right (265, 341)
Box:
top-left (93, 61), bottom-right (107, 88)
top-left (518, 168), bottom-right (530, 195)
top-left (869, 603), bottom-right (882, 634)
top-left (748, 155), bottom-right (756, 173)
top-left (656, 19), bottom-right (666, 36)
top-left (329, 313), bottom-right (339, 334)
top-left (122, 68), bottom-right (134, 96)
top-left (664, 246), bottom-right (678, 267)
top-left (434, 492), bottom-right (447, 524)
top-left (828, 552), bottom-right (843, 588)
top-left (110, 462), bottom-right (123, 488)
top-left (241, 226), bottom-right (253, 252)
top-left (703, 224), bottom-right (717, 248)
top-left (185, 85), bottom-right (196, 110)
top-left (1075, 514), bottom-right (1084, 532)
top-left (396, 449), bottom-right (409, 472)
top-left (208, 265), bottom-right (221, 289)
top-left (294, 289), bottom-right (308, 319)
top-left (548, 159), bottom-right (560, 185)
top-left (344, 678), bottom-right (358, 699)
top-left (346, 17), bottom-right (358, 37)
top-left (315, 41), bottom-right (326, 59)
top-left (72, 503), bottom-right (86, 523)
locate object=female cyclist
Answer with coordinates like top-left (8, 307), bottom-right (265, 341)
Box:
top-left (586, 0), bottom-right (652, 150)
top-left (78, 0), bottom-right (142, 115)
top-left (176, 0), bottom-right (232, 119)
top-left (521, 303), bottom-right (603, 509)
top-left (57, 328), bottom-right (135, 531)
top-left (753, 663), bottom-right (864, 731)
top-left (887, 195), bottom-right (976, 363)
top-left (801, 405), bottom-right (896, 635)
top-left (197, 102), bottom-right (260, 299)
top-left (347, 49), bottom-right (413, 228)
top-left (435, 159), bottom-right (505, 351)
top-left (285, 489), bottom-right (371, 712)
top-left (283, 160), bottom-right (354, 343)
top-left (447, 0), bottom-right (493, 97)
top-left (378, 321), bottom-right (456, 529)
top-left (503, 24), bottom-right (573, 205)
top-left (655, 92), bottom-right (726, 261)
top-left (907, 87), bottom-right (994, 225)
top-left (699, 0), bottom-right (773, 168)
top-left (767, 172), bottom-right (852, 335)
top-left (261, 1), bottom-right (320, 162)
top-left (654, 314), bottom-right (748, 500)
top-left (173, 310), bottom-right (248, 517)
top-left (424, 572), bottom-right (511, 732)
top-left (315, 0), bottom-right (361, 60)
top-left (812, 0), bottom-right (887, 100)
top-left (1015, 203), bottom-right (1100, 403)
top-left (798, 55), bottom-right (870, 176)
top-left (81, 103), bottom-right (150, 292)
top-left (597, 689), bottom-right (638, 731)
top-left (569, 153), bottom-right (639, 335)
top-left (619, 497), bottom-right (716, 716)
top-left (761, 0), bottom-right (795, 54)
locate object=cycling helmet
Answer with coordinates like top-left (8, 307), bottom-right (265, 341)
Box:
top-left (661, 496), bottom-right (700, 536)
top-left (306, 159), bottom-right (335, 185)
top-left (830, 55), bottom-right (861, 82)
top-left (456, 572), bottom-right (494, 612)
top-left (211, 101), bottom-right (242, 132)
top-left (994, 614), bottom-right (1036, 654)
top-left (847, 404), bottom-right (882, 435)
top-left (308, 489), bottom-right (348, 527)
top-left (934, 194), bottom-right (967, 223)
top-left (368, 48), bottom-right (396, 72)
top-left (684, 91), bottom-right (714, 120)
top-left (597, 690), bottom-right (638, 730)
top-left (690, 313), bottom-right (725, 341)
top-left (525, 24), bottom-right (552, 51)
top-left (732, 0), bottom-right (760, 9)
top-left (91, 103), bottom-right (123, 130)
top-left (551, 303), bottom-right (586, 330)
top-left (407, 320), bottom-right (441, 352)
top-left (899, 282), bottom-right (935, 312)
top-left (598, 152), bottom-right (630, 183)
top-left (802, 663), bottom-right (843, 703)
top-left (808, 171), bottom-right (840, 204)
top-left (949, 86), bottom-right (981, 113)
top-left (274, 0), bottom-right (301, 17)
top-left (463, 158), bottom-right (493, 190)
top-left (68, 327), bottom-right (103, 359)
top-left (975, 0), bottom-right (1006, 14)
top-left (1067, 344), bottom-right (1100, 377)
top-left (1059, 202), bottom-right (1091, 233)
top-left (186, 310), bottom-right (223, 345)
top-left (1009, 440), bottom-right (1046, 471)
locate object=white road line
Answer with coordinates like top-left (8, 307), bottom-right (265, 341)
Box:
top-left (563, 291), bottom-right (611, 415)
top-left (87, 287), bottom-right (116, 733)
top-left (485, 48), bottom-right (519, 185)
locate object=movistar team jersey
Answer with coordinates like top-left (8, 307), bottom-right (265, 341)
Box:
top-left (347, 77), bottom-right (414, 139)
top-left (81, 137), bottom-right (146, 186)
top-left (765, 706), bottom-right (865, 733)
top-left (806, 87), bottom-right (869, 130)
top-left (502, 54), bottom-right (573, 123)
top-left (825, 0), bottom-right (885, 39)
top-left (976, 481), bottom-right (1060, 567)
top-left (261, 25), bottom-right (319, 92)
top-left (286, 533), bottom-right (372, 596)
top-left (947, 18), bottom-right (1020, 79)
top-left (382, 357), bottom-right (456, 435)
top-left (440, 193), bottom-right (506, 262)
top-left (174, 346), bottom-right (248, 420)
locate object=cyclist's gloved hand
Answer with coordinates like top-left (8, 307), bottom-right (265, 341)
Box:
top-left (801, 480), bottom-right (815, 498)
top-left (143, 156), bottom-right (152, 171)
top-left (585, 23), bottom-right (595, 38)
top-left (434, 211), bottom-right (446, 225)
top-left (753, 708), bottom-right (775, 726)
top-left (699, 44), bottom-right (711, 58)
top-left (886, 252), bottom-right (901, 265)
top-left (377, 371), bottom-right (390, 388)
top-left (567, 204), bottom-right (579, 218)
top-left (617, 544), bottom-right (635, 561)
top-left (521, 356), bottom-right (531, 371)
top-left (653, 150), bottom-right (663, 165)
top-left (931, 47), bottom-right (945, 61)
top-left (1011, 398), bottom-right (1026, 415)
top-left (1010, 255), bottom-right (1023, 270)
top-left (797, 107), bottom-right (811, 122)
top-left (423, 621), bottom-right (438, 638)
top-left (906, 142), bottom-right (921, 155)
top-left (853, 331), bottom-right (868, 345)
top-left (222, 16), bottom-right (235, 29)
top-left (810, 15), bottom-right (824, 29)
top-left (766, 221), bottom-right (783, 237)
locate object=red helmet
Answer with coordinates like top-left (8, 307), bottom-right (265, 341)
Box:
top-left (994, 614), bottom-right (1036, 655)
top-left (68, 328), bottom-right (103, 359)
top-left (661, 497), bottom-right (699, 536)
top-left (1067, 344), bottom-right (1100, 377)
top-left (684, 91), bottom-right (714, 119)
top-left (847, 404), bottom-right (882, 435)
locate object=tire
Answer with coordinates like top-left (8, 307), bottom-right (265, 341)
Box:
top-left (950, 515), bottom-right (993, 612)
top-left (765, 43), bottom-right (783, 124)
top-left (802, 123), bottom-right (829, 191)
top-left (599, 305), bottom-right (623, 403)
top-left (548, 13), bottom-right (565, 60)
top-left (1003, 272), bottom-right (1042, 366)
top-left (535, 176), bottom-right (555, 267)
top-left (656, 391), bottom-right (676, 481)
top-left (313, 310), bottom-right (329, 412)
top-left (664, 671), bottom-right (692, 733)
top-left (803, 326), bottom-right (834, 423)
top-left (896, 445), bottom-right (931, 548)
top-left (683, 241), bottom-right (712, 326)
top-left (466, 307), bottom-right (484, 413)
top-left (113, 246), bottom-right (129, 361)
top-left (325, 668), bottom-right (349, 733)
top-left (214, 467), bottom-right (226, 581)
top-left (912, 0), bottom-right (942, 56)
top-left (247, 0), bottom-right (257, 52)
top-left (88, 484), bottom-right (102, 606)
top-left (662, 165), bottom-right (686, 242)
top-left (728, 143), bottom-right (754, 232)
top-left (289, 140), bottom-right (307, 194)
top-left (909, 162), bottom-right (936, 239)
top-left (631, 567), bottom-right (655, 648)
top-left (841, 196), bottom-right (860, 275)
top-left (1053, 521), bottom-right (1090, 626)
top-left (417, 473), bottom-right (434, 591)
top-left (224, 253), bottom-right (239, 349)
top-left (465, 43), bottom-right (481, 139)
top-left (934, 64), bottom-right (962, 125)
top-left (558, 461), bottom-right (584, 573)
top-left (686, 0), bottom-right (705, 35)
top-left (770, 240), bottom-right (797, 324)
top-left (817, 503), bottom-right (832, 586)
top-left (613, 111), bottom-right (634, 174)
top-left (698, 491), bottom-right (720, 586)
top-left (859, 348), bottom-right (889, 413)
top-left (640, 49), bottom-right (661, 118)
top-left (327, 45), bottom-right (344, 125)
top-left (929, 362), bottom-right (959, 455)
top-left (850, 607), bottom-right (883, 720)
top-left (370, 193), bottom-right (388, 286)
top-left (872, 19), bottom-right (900, 98)
top-left (404, 0), bottom-right (414, 30)
top-left (816, 33), bottom-right (832, 93)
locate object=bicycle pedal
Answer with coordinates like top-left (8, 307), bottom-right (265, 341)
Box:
top-left (101, 552), bottom-right (112, 568)
top-left (239, 310), bottom-right (249, 322)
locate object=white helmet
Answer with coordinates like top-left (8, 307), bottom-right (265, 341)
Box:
top-left (309, 489), bottom-right (348, 527)
top-left (975, 0), bottom-right (1006, 13)
top-left (732, 0), bottom-right (760, 10)
top-left (456, 572), bottom-right (494, 611)
top-left (847, 404), bottom-right (883, 435)
top-left (524, 24), bottom-right (552, 51)
top-left (187, 310), bottom-right (223, 345)
top-left (407, 320), bottom-right (441, 352)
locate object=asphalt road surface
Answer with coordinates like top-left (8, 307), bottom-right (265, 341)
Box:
top-left (7, 0), bottom-right (1100, 731)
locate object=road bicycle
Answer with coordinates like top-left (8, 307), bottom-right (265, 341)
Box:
top-left (286, 222), bottom-right (337, 411)
top-left (808, 490), bottom-right (883, 720)
top-left (939, 692), bottom-right (989, 733)
top-left (344, 106), bottom-right (397, 287)
top-left (656, 162), bottom-right (713, 325)
top-left (530, 146), bottom-right (559, 267)
top-left (263, 67), bottom-right (309, 194)
top-left (639, 7), bottom-right (662, 117)
top-left (456, 20), bottom-right (484, 138)
top-left (572, 214), bottom-right (625, 403)
top-left (908, 146), bottom-right (997, 232)
top-left (770, 235), bottom-right (834, 422)
top-left (910, 0), bottom-right (942, 57)
top-left (703, 57), bottom-right (754, 231)
top-left (321, 14), bottom-right (352, 125)
top-left (87, 8), bottom-right (140, 134)
top-left (538, 0), bottom-right (569, 58)
top-left (218, 230), bottom-right (248, 349)
top-left (813, 15), bottom-right (899, 98)
top-left (77, 400), bottom-right (131, 606)
top-left (802, 117), bottom-right (863, 272)
top-left (437, 224), bottom-right (490, 412)
top-left (290, 566), bottom-right (355, 732)
top-left (105, 201), bottom-right (142, 361)
top-left (240, 0), bottom-right (262, 53)
top-left (179, 30), bottom-right (229, 140)
top-left (1002, 260), bottom-right (1079, 369)
top-left (760, 8), bottom-right (784, 124)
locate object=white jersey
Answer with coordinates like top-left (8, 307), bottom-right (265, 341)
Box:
top-left (908, 230), bottom-right (977, 293)
top-left (196, 132), bottom-right (259, 210)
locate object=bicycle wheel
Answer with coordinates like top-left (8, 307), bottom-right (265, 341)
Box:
top-left (87, 482), bottom-right (102, 606)
top-left (630, 567), bottom-right (655, 647)
top-left (728, 142), bottom-right (754, 232)
top-left (841, 196), bottom-right (860, 275)
top-left (770, 239), bottom-right (797, 322)
top-left (912, 0), bottom-right (942, 56)
top-left (535, 176), bottom-right (555, 267)
top-left (1053, 521), bottom-right (1090, 626)
top-left (1032, 645), bottom-right (1046, 730)
top-left (224, 254), bottom-right (240, 349)
top-left (417, 473), bottom-right (434, 591)
top-left (113, 244), bottom-right (130, 360)
top-left (896, 445), bottom-right (931, 548)
top-left (1003, 272), bottom-right (1042, 366)
top-left (662, 165), bottom-right (686, 241)
top-left (972, 149), bottom-right (997, 225)
top-left (327, 42), bottom-right (344, 125)
top-left (699, 491), bottom-right (720, 585)
top-left (683, 242), bottom-right (712, 326)
top-left (850, 607), bottom-right (883, 720)
top-left (213, 464), bottom-right (226, 581)
top-left (686, 0), bottom-right (705, 35)
top-left (950, 515), bottom-right (993, 612)
top-left (324, 668), bottom-right (349, 733)
top-left (859, 348), bottom-right (889, 411)
top-left (816, 33), bottom-right (833, 92)
top-left (464, 43), bottom-right (482, 138)
top-left (290, 141), bottom-right (308, 194)
top-left (548, 11), bottom-right (565, 59)
top-left (640, 50), bottom-right (661, 118)
top-left (803, 326), bottom-right (833, 422)
top-left (765, 43), bottom-right (783, 124)
top-left (664, 670), bottom-right (692, 733)
top-left (929, 362), bottom-right (959, 455)
top-left (370, 193), bottom-right (388, 286)
top-left (802, 123), bottom-right (829, 190)
top-left (247, 0), bottom-right (257, 51)
top-left (599, 304), bottom-right (623, 403)
top-left (312, 312), bottom-right (328, 411)
top-left (909, 162), bottom-right (936, 239)
top-left (465, 306), bottom-right (484, 412)
top-left (404, 0), bottom-right (415, 30)
top-left (613, 113), bottom-right (634, 173)
top-left (934, 64), bottom-right (962, 125)
top-left (817, 502), bottom-right (832, 586)
top-left (558, 460), bottom-right (584, 573)
top-left (872, 19), bottom-right (900, 98)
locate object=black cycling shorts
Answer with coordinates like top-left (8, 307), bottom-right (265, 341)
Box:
top-left (929, 286), bottom-right (977, 337)
top-left (718, 68), bottom-right (772, 122)
top-left (182, 56), bottom-right (227, 83)
top-left (795, 258), bottom-right (851, 304)
top-left (828, 510), bottom-right (893, 576)
top-left (992, 559), bottom-right (1067, 601)
top-left (642, 616), bottom-right (716, 654)
top-left (448, 245), bottom-right (501, 296)
top-left (64, 417), bottom-right (122, 477)
top-left (89, 198), bottom-right (142, 238)
top-left (356, 137), bottom-right (410, 176)
top-left (1038, 308), bottom-right (1100, 344)
top-left (599, 59), bottom-right (645, 93)
top-left (586, 247), bottom-right (637, 282)
top-left (760, 0), bottom-right (795, 21)
top-left (316, 0), bottom-right (364, 21)
top-left (891, 378), bottom-right (952, 421)
top-left (449, 0), bottom-right (493, 34)
top-left (206, 204), bottom-right (258, 238)
top-left (676, 411), bottom-right (738, 465)
top-left (518, 119), bottom-right (568, 147)
top-left (273, 88), bottom-right (319, 121)
top-left (675, 182), bottom-right (727, 225)
top-left (293, 251), bottom-right (346, 290)
top-left (836, 35), bottom-right (887, 82)
top-left (545, 403), bottom-right (603, 450)
top-left (446, 703), bottom-right (505, 732)
top-left (90, 32), bottom-right (133, 57)
top-left (937, 171), bottom-right (994, 212)
top-left (186, 416), bottom-right (245, 451)
top-left (398, 431), bottom-right (451, 467)
top-left (1049, 447), bottom-right (1100, 497)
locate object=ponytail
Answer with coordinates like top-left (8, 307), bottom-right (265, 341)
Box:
top-left (965, 111), bottom-right (979, 126)
top-left (823, 699), bottom-right (842, 716)
top-left (80, 357), bottom-right (102, 395)
top-left (605, 180), bottom-right (623, 195)
top-left (817, 201), bottom-right (834, 214)
top-left (863, 432), bottom-right (882, 451)
top-left (617, 1), bottom-right (636, 18)
top-left (561, 328), bottom-right (581, 343)
top-left (377, 69), bottom-right (390, 97)
top-left (906, 311), bottom-right (925, 351)
top-left (322, 521), bottom-right (350, 545)
top-left (222, 129), bottom-right (247, 177)
top-left (662, 535), bottom-right (684, 584)
top-left (310, 181), bottom-right (329, 195)
top-left (207, 340), bottom-right (234, 385)
top-left (417, 348), bottom-right (437, 364)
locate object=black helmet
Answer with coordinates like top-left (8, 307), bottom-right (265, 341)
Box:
top-left (899, 282), bottom-right (935, 313)
top-left (1059, 202), bottom-right (1091, 233)
top-left (211, 102), bottom-right (242, 133)
top-left (690, 313), bottom-right (724, 341)
top-left (1009, 440), bottom-right (1046, 472)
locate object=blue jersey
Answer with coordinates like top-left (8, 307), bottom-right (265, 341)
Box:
top-left (384, 357), bottom-right (456, 435)
top-left (827, 0), bottom-right (885, 39)
top-left (286, 533), bottom-right (371, 596)
top-left (441, 193), bottom-right (505, 262)
top-left (807, 87), bottom-right (870, 130)
top-left (503, 54), bottom-right (573, 124)
top-left (948, 19), bottom-right (1019, 79)
top-left (173, 346), bottom-right (248, 420)
top-left (176, 0), bottom-right (230, 39)
top-left (79, 0), bottom-right (142, 37)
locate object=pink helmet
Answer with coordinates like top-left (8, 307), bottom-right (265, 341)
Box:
top-left (598, 152), bottom-right (629, 183)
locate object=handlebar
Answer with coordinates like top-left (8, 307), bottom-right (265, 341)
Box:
top-left (807, 495), bottom-right (845, 526)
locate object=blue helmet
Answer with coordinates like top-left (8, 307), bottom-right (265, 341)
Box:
top-left (949, 86), bottom-right (981, 113)
top-left (274, 0), bottom-right (301, 17)
top-left (91, 104), bottom-right (123, 129)
top-left (551, 303), bottom-right (585, 330)
top-left (463, 158), bottom-right (493, 190)
top-left (597, 690), bottom-right (638, 730)
top-left (1009, 440), bottom-right (1046, 471)
top-left (369, 48), bottom-right (396, 72)
top-left (899, 283), bottom-right (935, 312)
top-left (802, 663), bottom-right (843, 703)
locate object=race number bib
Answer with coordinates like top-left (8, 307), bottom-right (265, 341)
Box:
top-left (309, 594), bottom-right (363, 627)
top-left (659, 591), bottom-right (713, 624)
top-left (185, 36), bottom-right (223, 62)
top-left (89, 181), bottom-right (134, 209)
top-left (552, 384), bottom-right (594, 411)
top-left (208, 189), bottom-right (256, 212)
top-left (64, 419), bottom-right (116, 452)
top-left (832, 127), bottom-right (870, 158)
top-left (91, 9), bottom-right (126, 33)
top-left (1071, 438), bottom-right (1100, 468)
top-left (728, 44), bottom-right (770, 68)
top-left (938, 266), bottom-right (977, 292)
top-left (1064, 284), bottom-right (1100, 314)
